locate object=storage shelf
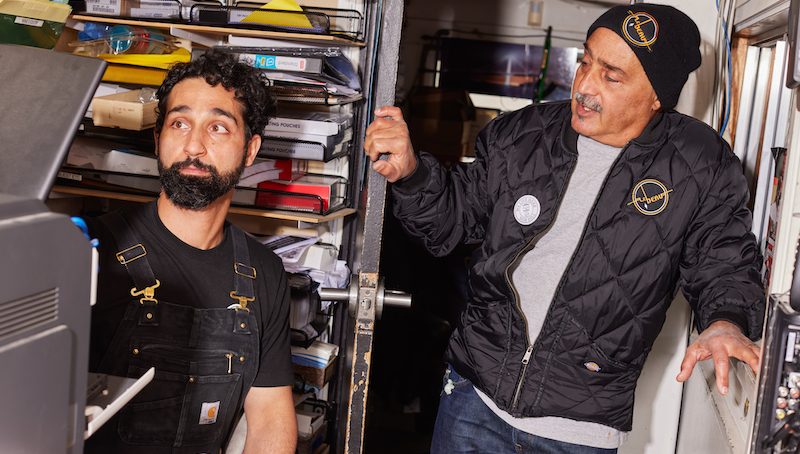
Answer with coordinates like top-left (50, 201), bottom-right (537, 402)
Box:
top-left (52, 185), bottom-right (356, 224)
top-left (69, 14), bottom-right (365, 47)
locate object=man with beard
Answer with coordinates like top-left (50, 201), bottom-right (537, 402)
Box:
top-left (365, 4), bottom-right (764, 453)
top-left (82, 48), bottom-right (296, 454)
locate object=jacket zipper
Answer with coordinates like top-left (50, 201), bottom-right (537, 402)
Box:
top-left (506, 154), bottom-right (576, 410)
top-left (508, 141), bottom-right (631, 412)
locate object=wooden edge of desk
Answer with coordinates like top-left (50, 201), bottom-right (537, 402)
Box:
top-left (51, 185), bottom-right (356, 224)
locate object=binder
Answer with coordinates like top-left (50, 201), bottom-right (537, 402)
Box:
top-left (266, 110), bottom-right (353, 136)
top-left (237, 52), bottom-right (324, 75)
top-left (101, 63), bottom-right (167, 86)
top-left (220, 46), bottom-right (360, 90)
top-left (258, 137), bottom-right (350, 162)
top-left (264, 126), bottom-right (351, 150)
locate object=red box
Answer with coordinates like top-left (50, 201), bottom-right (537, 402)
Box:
top-left (256, 173), bottom-right (344, 213)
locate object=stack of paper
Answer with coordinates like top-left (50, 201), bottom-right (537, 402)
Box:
top-left (259, 107), bottom-right (353, 161)
top-left (291, 340), bottom-right (338, 368)
top-left (201, 46), bottom-right (361, 105)
top-left (233, 158), bottom-right (282, 206)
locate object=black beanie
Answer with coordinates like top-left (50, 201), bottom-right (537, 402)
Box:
top-left (587, 4), bottom-right (702, 110)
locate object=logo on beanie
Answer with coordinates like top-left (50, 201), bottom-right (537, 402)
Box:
top-left (628, 179), bottom-right (673, 215)
top-left (622, 11), bottom-right (658, 51)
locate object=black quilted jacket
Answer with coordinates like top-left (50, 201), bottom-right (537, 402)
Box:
top-left (391, 100), bottom-right (765, 431)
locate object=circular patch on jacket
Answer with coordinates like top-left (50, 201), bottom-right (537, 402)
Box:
top-left (628, 179), bottom-right (673, 215)
top-left (584, 362), bottom-right (601, 372)
top-left (623, 11), bottom-right (658, 50)
top-left (514, 195), bottom-right (541, 226)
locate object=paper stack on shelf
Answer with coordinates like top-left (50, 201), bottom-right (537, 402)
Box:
top-left (60, 135), bottom-right (162, 193)
top-left (233, 158), bottom-right (282, 206)
top-left (200, 45), bottom-right (361, 105)
top-left (259, 126), bottom-right (352, 161)
top-left (274, 154), bottom-right (350, 182)
top-left (259, 105), bottom-right (353, 162)
top-left (259, 233), bottom-right (348, 291)
top-left (291, 340), bottom-right (338, 369)
top-left (292, 339), bottom-right (339, 392)
top-left (266, 109), bottom-right (353, 135)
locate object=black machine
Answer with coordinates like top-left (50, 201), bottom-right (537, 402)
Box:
top-left (0, 43), bottom-right (105, 453)
top-left (752, 238), bottom-right (800, 453)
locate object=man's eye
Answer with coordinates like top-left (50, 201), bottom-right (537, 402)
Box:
top-left (211, 124), bottom-right (230, 133)
top-left (172, 120), bottom-right (188, 129)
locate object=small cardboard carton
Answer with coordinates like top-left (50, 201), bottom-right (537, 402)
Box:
top-left (0, 0), bottom-right (71, 49)
top-left (92, 90), bottom-right (157, 131)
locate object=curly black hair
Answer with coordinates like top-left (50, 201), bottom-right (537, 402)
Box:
top-left (154, 47), bottom-right (276, 143)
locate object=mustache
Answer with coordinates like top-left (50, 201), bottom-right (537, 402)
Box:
top-left (573, 92), bottom-right (602, 113)
top-left (169, 157), bottom-right (220, 176)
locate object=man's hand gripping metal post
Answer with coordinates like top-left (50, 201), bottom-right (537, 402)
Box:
top-left (364, 106), bottom-right (418, 183)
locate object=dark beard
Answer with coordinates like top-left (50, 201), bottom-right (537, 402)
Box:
top-left (158, 155), bottom-right (246, 210)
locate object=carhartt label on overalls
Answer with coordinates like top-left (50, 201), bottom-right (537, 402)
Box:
top-left (199, 401), bottom-right (220, 425)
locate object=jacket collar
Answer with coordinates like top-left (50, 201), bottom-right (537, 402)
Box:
top-left (562, 108), bottom-right (667, 158)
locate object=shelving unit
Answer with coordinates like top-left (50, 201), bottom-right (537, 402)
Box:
top-left (69, 14), bottom-right (367, 47)
top-left (52, 185), bottom-right (356, 223)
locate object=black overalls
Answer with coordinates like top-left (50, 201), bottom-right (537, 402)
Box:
top-left (86, 212), bottom-right (260, 454)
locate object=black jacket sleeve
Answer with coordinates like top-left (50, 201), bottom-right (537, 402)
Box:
top-left (678, 124), bottom-right (765, 340)
top-left (391, 122), bottom-right (497, 257)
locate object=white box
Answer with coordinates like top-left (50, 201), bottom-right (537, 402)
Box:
top-left (66, 136), bottom-right (158, 176)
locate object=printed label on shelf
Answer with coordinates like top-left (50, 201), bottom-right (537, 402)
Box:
top-left (85, 0), bottom-right (122, 16)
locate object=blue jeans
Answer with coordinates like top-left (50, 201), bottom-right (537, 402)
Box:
top-left (431, 367), bottom-right (618, 454)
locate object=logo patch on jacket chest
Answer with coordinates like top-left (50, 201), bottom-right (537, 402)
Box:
top-left (514, 195), bottom-right (541, 225)
top-left (627, 179), bottom-right (673, 215)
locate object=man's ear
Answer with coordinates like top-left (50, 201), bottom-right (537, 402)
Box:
top-left (153, 130), bottom-right (160, 156)
top-left (245, 135), bottom-right (261, 167)
top-left (652, 97), bottom-right (662, 113)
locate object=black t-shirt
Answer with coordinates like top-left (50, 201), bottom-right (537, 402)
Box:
top-left (86, 201), bottom-right (293, 388)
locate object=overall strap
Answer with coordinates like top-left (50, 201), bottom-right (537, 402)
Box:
top-left (99, 211), bottom-right (160, 325)
top-left (229, 225), bottom-right (256, 334)
top-left (100, 211), bottom-right (159, 291)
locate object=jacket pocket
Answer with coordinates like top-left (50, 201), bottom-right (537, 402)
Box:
top-left (559, 311), bottom-right (641, 390)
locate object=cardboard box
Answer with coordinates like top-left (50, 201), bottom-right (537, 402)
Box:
top-left (297, 420), bottom-right (327, 454)
top-left (92, 90), bottom-right (158, 131)
top-left (407, 86), bottom-right (474, 122)
top-left (0, 0), bottom-right (71, 49)
top-left (71, 0), bottom-right (180, 19)
top-left (463, 108), bottom-right (498, 158)
top-left (296, 407), bottom-right (325, 438)
top-left (293, 356), bottom-right (337, 388)
top-left (406, 87), bottom-right (475, 169)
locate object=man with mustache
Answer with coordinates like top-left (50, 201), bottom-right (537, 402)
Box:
top-left (365, 4), bottom-right (764, 453)
top-left (82, 48), bottom-right (297, 454)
